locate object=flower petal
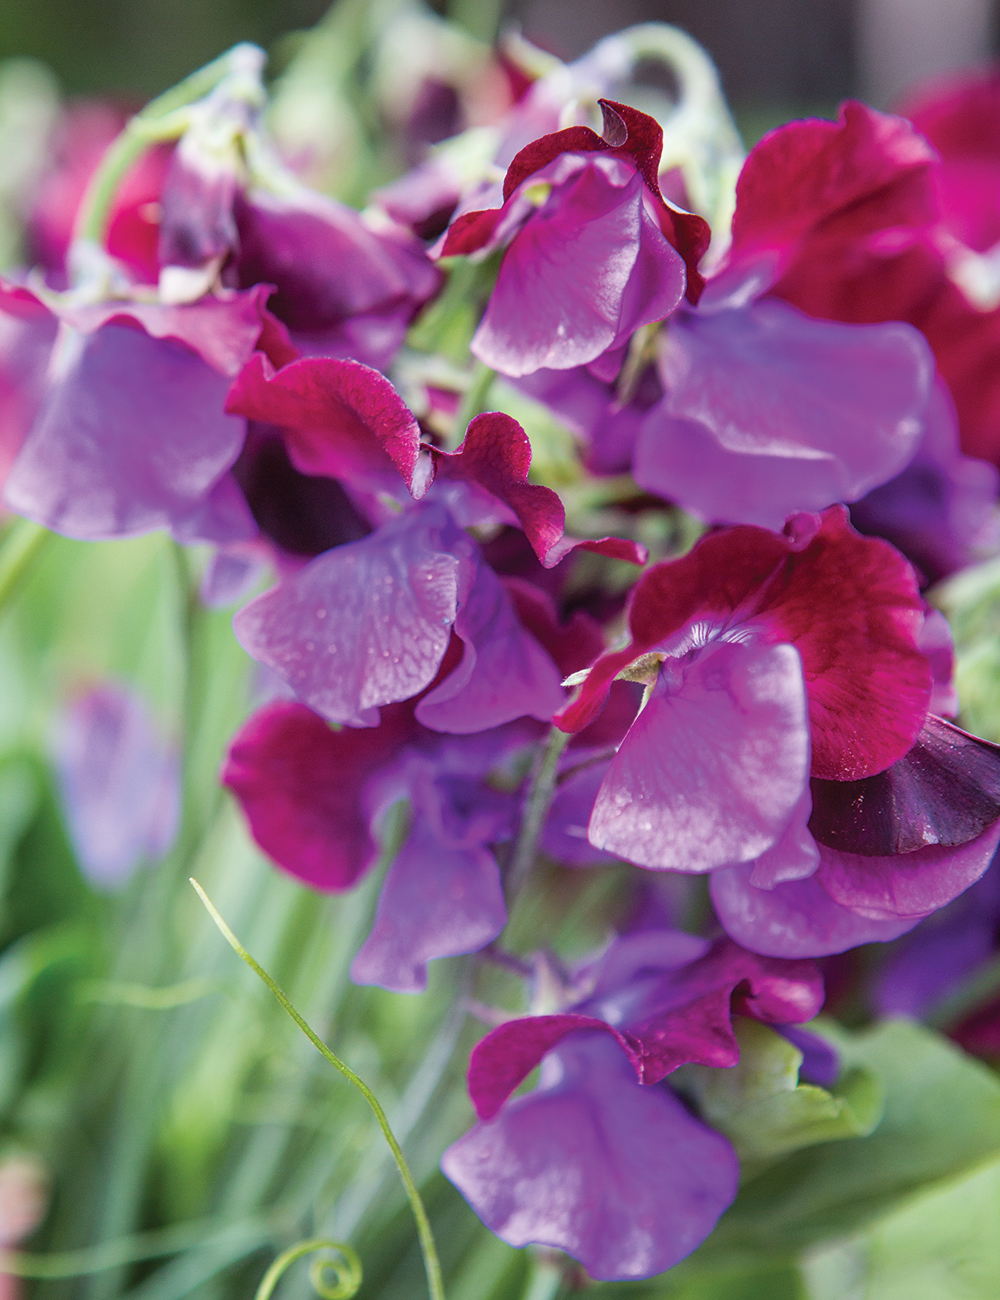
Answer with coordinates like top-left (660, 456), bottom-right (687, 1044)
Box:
top-left (4, 323), bottom-right (245, 540)
top-left (233, 503), bottom-right (473, 726)
top-left (221, 701), bottom-right (414, 891)
top-left (809, 716), bottom-right (1000, 856)
top-left (350, 819), bottom-right (506, 993)
top-left (636, 299), bottom-right (932, 531)
top-left (814, 820), bottom-right (1000, 919)
top-left (415, 559), bottom-right (565, 733)
top-left (588, 640), bottom-right (810, 872)
top-left (445, 1034), bottom-right (738, 1281)
top-left (710, 861), bottom-right (925, 957)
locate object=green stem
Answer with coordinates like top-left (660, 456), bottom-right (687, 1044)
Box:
top-left (190, 880), bottom-right (446, 1300)
top-left (504, 725), bottom-right (572, 903)
top-left (72, 42), bottom-right (263, 249)
top-left (0, 518), bottom-right (49, 616)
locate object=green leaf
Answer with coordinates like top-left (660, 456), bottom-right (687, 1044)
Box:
top-left (935, 556), bottom-right (1000, 741)
top-left (699, 1019), bottom-right (1000, 1260)
top-left (803, 1156), bottom-right (1000, 1300)
top-left (677, 1020), bottom-right (882, 1164)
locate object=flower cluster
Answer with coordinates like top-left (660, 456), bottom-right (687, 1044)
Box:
top-left (9, 21), bottom-right (1000, 1287)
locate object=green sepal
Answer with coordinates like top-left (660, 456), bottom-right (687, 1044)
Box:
top-left (676, 1019), bottom-right (883, 1165)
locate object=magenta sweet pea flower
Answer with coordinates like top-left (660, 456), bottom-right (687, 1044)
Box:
top-left (438, 100), bottom-right (706, 378)
top-left (226, 353), bottom-right (642, 731)
top-left (555, 507), bottom-right (1000, 956)
top-left (228, 187), bottom-right (442, 368)
top-left (222, 698), bottom-right (535, 992)
top-left (443, 930), bottom-right (823, 1279)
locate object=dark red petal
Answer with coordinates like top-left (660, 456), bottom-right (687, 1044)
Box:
top-left (468, 1014), bottom-right (639, 1120)
top-left (440, 206), bottom-right (506, 257)
top-left (810, 716), bottom-right (1000, 855)
top-left (729, 101), bottom-right (938, 268)
top-left (432, 411), bottom-right (645, 568)
top-left (758, 508), bottom-right (931, 779)
top-left (599, 100), bottom-right (710, 302)
top-left (226, 353), bottom-right (422, 492)
top-left (501, 125), bottom-right (607, 200)
top-left (221, 701), bottom-right (414, 891)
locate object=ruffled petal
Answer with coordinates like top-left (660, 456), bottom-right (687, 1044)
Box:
top-left (430, 411), bottom-right (646, 568)
top-left (444, 1034), bottom-right (739, 1281)
top-left (221, 701), bottom-right (415, 891)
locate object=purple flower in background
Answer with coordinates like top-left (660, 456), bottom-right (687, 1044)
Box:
top-left (55, 683), bottom-right (179, 888)
top-left (438, 100), bottom-right (706, 378)
top-left (443, 929), bottom-right (823, 1279)
top-left (0, 282), bottom-right (267, 542)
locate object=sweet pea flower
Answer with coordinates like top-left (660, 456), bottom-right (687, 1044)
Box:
top-left (0, 280), bottom-right (266, 540)
top-left (437, 99), bottom-right (705, 378)
top-left (443, 929), bottom-right (824, 1279)
top-left (495, 102), bottom-right (946, 536)
top-left (55, 682), bottom-right (179, 888)
top-left (556, 507), bottom-right (1000, 957)
top-left (227, 353), bottom-right (642, 732)
top-left (734, 96), bottom-right (1000, 564)
top-left (223, 574), bottom-right (612, 990)
top-left (223, 700), bottom-right (529, 992)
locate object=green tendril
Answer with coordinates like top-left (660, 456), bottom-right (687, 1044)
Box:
top-left (190, 879), bottom-right (446, 1300)
top-left (255, 1239), bottom-right (361, 1300)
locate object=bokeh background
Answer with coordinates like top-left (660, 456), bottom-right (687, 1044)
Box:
top-left (0, 0), bottom-right (997, 118)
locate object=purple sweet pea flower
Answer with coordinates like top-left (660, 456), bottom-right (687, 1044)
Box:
top-left (444, 930), bottom-right (823, 1279)
top-left (222, 699), bottom-right (536, 992)
top-left (55, 683), bottom-right (179, 888)
top-left (633, 295), bottom-right (934, 532)
top-left (554, 509), bottom-right (1000, 956)
top-left (0, 283), bottom-right (268, 541)
top-left (226, 355), bottom-right (642, 731)
top-left (444, 1033), bottom-right (738, 1281)
top-left (438, 100), bottom-right (707, 379)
